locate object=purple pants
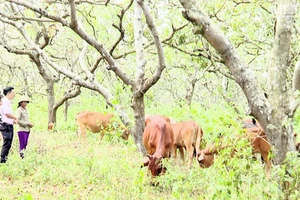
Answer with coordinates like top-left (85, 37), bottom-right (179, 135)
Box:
top-left (18, 131), bottom-right (30, 153)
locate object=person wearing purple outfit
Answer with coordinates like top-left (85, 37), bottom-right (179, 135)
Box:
top-left (16, 96), bottom-right (33, 159)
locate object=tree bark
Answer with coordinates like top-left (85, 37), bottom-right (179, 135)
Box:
top-left (266, 0), bottom-right (297, 164)
top-left (64, 100), bottom-right (69, 122)
top-left (131, 91), bottom-right (146, 154)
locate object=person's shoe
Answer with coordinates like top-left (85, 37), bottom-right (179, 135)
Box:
top-left (20, 152), bottom-right (24, 159)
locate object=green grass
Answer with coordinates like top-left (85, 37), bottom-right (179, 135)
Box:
top-left (0, 102), bottom-right (299, 199)
top-left (1, 128), bottom-right (299, 200)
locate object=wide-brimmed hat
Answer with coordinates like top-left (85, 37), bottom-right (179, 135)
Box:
top-left (19, 95), bottom-right (30, 103)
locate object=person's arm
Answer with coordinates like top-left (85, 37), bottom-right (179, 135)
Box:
top-left (6, 113), bottom-right (17, 120)
top-left (6, 113), bottom-right (18, 124)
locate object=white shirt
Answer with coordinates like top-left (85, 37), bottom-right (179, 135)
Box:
top-left (1, 97), bottom-right (14, 125)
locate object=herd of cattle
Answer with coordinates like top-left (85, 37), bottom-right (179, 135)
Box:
top-left (72, 111), bottom-right (300, 178)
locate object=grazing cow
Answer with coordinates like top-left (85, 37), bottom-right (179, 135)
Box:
top-left (242, 118), bottom-right (272, 176)
top-left (75, 111), bottom-right (129, 141)
top-left (198, 118), bottom-right (272, 177)
top-left (142, 116), bottom-right (174, 177)
top-left (171, 120), bottom-right (203, 168)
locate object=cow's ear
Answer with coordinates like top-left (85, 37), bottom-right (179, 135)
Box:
top-left (252, 118), bottom-right (257, 126)
top-left (197, 154), bottom-right (204, 162)
top-left (142, 158), bottom-right (149, 168)
top-left (161, 167), bottom-right (167, 175)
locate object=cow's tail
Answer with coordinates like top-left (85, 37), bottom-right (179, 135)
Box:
top-left (195, 125), bottom-right (203, 158)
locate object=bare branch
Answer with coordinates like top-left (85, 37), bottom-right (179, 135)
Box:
top-left (53, 84), bottom-right (81, 111)
top-left (0, 11), bottom-right (55, 23)
top-left (7, 0), bottom-right (70, 26)
top-left (179, 0), bottom-right (271, 128)
top-left (67, 0), bottom-right (134, 86)
top-left (137, 0), bottom-right (166, 93)
top-left (110, 0), bottom-right (134, 55)
top-left (113, 23), bottom-right (188, 59)
top-left (7, 0), bottom-right (134, 86)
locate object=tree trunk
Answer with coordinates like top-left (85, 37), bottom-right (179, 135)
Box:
top-left (266, 0), bottom-right (297, 164)
top-left (64, 99), bottom-right (69, 122)
top-left (131, 0), bottom-right (147, 155)
top-left (185, 70), bottom-right (198, 106)
top-left (46, 80), bottom-right (56, 123)
top-left (131, 91), bottom-right (147, 155)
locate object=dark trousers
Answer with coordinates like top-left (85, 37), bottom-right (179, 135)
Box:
top-left (0, 124), bottom-right (14, 163)
top-left (18, 131), bottom-right (30, 158)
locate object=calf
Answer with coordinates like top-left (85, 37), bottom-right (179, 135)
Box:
top-left (198, 118), bottom-right (271, 177)
top-left (243, 119), bottom-right (271, 176)
top-left (75, 111), bottom-right (129, 141)
top-left (142, 116), bottom-right (174, 177)
top-left (171, 120), bottom-right (203, 168)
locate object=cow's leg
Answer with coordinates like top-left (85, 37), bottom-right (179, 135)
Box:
top-left (184, 135), bottom-right (195, 168)
top-left (186, 145), bottom-right (194, 168)
top-left (179, 147), bottom-right (185, 162)
top-left (78, 125), bottom-right (87, 140)
top-left (261, 152), bottom-right (271, 178)
top-left (173, 146), bottom-right (177, 159)
top-left (99, 131), bottom-right (105, 142)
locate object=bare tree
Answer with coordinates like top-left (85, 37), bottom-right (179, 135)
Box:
top-left (1, 4), bottom-right (80, 123)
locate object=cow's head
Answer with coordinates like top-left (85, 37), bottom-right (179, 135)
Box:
top-left (197, 152), bottom-right (214, 168)
top-left (121, 128), bottom-right (130, 140)
top-left (142, 154), bottom-right (166, 177)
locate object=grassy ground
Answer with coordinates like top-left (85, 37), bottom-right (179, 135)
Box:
top-left (0, 128), bottom-right (299, 200)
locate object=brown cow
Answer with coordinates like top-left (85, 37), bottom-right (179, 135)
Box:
top-left (142, 116), bottom-right (174, 177)
top-left (198, 118), bottom-right (271, 177)
top-left (75, 111), bottom-right (129, 141)
top-left (171, 120), bottom-right (203, 168)
top-left (242, 118), bottom-right (271, 176)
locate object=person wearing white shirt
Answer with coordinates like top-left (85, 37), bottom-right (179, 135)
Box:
top-left (0, 87), bottom-right (18, 163)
